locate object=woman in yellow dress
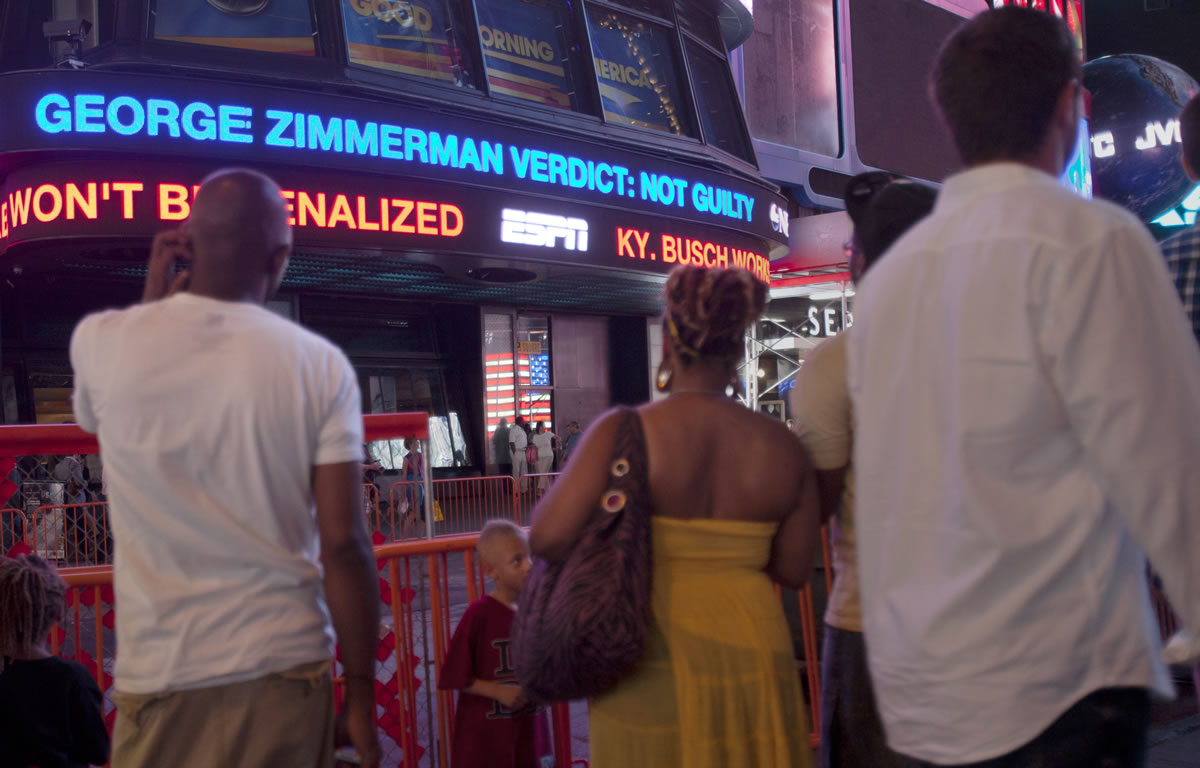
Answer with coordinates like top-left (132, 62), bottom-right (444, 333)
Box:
top-left (530, 265), bottom-right (822, 768)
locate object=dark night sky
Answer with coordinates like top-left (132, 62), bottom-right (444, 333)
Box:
top-left (1085, 0), bottom-right (1200, 79)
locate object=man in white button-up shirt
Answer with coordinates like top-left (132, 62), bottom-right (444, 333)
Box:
top-left (849, 8), bottom-right (1200, 767)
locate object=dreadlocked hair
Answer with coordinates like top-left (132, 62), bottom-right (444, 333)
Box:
top-left (664, 266), bottom-right (767, 365)
top-left (0, 554), bottom-right (66, 657)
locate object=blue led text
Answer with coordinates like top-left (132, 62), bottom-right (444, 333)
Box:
top-left (32, 91), bottom-right (757, 224)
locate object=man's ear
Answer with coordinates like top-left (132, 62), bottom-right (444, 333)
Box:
top-left (1053, 81), bottom-right (1080, 154)
top-left (1183, 152), bottom-right (1198, 183)
top-left (270, 244), bottom-right (291, 277)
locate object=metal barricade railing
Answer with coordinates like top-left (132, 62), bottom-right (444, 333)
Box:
top-left (377, 475), bottom-right (541, 543)
top-left (51, 535), bottom-right (585, 768)
top-left (6, 415), bottom-right (1189, 763)
top-left (28, 502), bottom-right (111, 566)
top-left (1, 507), bottom-right (28, 555)
top-left (363, 482), bottom-right (381, 527)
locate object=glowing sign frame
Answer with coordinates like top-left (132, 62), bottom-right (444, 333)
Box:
top-left (0, 70), bottom-right (787, 249)
top-left (0, 161), bottom-right (773, 283)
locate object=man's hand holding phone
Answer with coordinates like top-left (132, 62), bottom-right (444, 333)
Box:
top-left (142, 228), bottom-right (193, 303)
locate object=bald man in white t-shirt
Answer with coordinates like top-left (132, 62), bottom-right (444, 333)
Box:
top-left (71, 169), bottom-right (381, 768)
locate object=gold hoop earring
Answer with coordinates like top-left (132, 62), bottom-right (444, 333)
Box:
top-left (656, 364), bottom-right (673, 392)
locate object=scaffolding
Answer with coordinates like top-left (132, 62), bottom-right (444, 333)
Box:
top-left (738, 279), bottom-right (852, 414)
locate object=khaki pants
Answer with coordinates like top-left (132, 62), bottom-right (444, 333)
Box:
top-left (111, 661), bottom-right (334, 768)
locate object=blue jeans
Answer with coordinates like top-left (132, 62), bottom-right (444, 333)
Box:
top-left (906, 687), bottom-right (1150, 768)
top-left (820, 624), bottom-right (910, 768)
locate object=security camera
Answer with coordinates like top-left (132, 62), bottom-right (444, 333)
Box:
top-left (42, 18), bottom-right (92, 44)
top-left (43, 18), bottom-right (92, 68)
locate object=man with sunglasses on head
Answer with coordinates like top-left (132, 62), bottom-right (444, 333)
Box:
top-left (792, 172), bottom-right (936, 768)
top-left (848, 8), bottom-right (1200, 768)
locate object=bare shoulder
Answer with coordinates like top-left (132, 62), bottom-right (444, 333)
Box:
top-left (571, 406), bottom-right (631, 454)
top-left (740, 403), bottom-right (809, 465)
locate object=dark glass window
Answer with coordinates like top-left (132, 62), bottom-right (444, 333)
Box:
top-left (341, 0), bottom-right (477, 88)
top-left (305, 313), bottom-right (436, 357)
top-left (150, 0), bottom-right (316, 56)
top-left (363, 368), bottom-right (472, 468)
top-left (741, 0), bottom-right (840, 157)
top-left (685, 39), bottom-right (754, 161)
top-left (586, 7), bottom-right (693, 136)
top-left (602, 0), bottom-right (668, 17)
top-left (850, 0), bottom-right (961, 181)
top-left (475, 0), bottom-right (588, 111)
top-left (674, 0), bottom-right (722, 51)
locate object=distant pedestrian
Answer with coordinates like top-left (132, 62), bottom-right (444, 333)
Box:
top-left (1158, 91), bottom-right (1200, 704)
top-left (1162, 93), bottom-right (1200, 341)
top-left (402, 437), bottom-right (426, 525)
top-left (509, 417), bottom-right (529, 494)
top-left (361, 445), bottom-right (383, 525)
top-left (492, 418), bottom-right (512, 477)
top-left (559, 421), bottom-right (581, 466)
top-left (531, 422), bottom-right (556, 495)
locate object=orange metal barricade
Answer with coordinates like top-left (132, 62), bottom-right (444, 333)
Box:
top-left (8, 415), bottom-right (1191, 764)
top-left (52, 534), bottom-right (585, 768)
top-left (363, 482), bottom-right (381, 527)
top-left (1, 507), bottom-right (28, 554)
top-left (28, 502), bottom-right (111, 566)
top-left (380, 475), bottom-right (528, 542)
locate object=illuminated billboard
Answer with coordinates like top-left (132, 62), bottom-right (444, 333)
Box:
top-left (1, 70), bottom-right (786, 250)
top-left (0, 163), bottom-right (773, 283)
top-left (1060, 118), bottom-right (1093, 198)
top-left (1083, 54), bottom-right (1199, 234)
top-left (987, 0), bottom-right (1084, 48)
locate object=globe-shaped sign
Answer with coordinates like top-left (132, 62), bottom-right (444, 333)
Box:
top-left (1083, 54), bottom-right (1199, 222)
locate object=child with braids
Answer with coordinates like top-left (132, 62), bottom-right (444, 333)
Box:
top-left (0, 554), bottom-right (110, 768)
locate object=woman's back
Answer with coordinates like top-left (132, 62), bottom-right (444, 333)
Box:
top-left (640, 393), bottom-right (810, 525)
top-left (529, 266), bottom-right (818, 768)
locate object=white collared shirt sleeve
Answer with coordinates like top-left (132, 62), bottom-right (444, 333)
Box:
top-left (1040, 220), bottom-right (1200, 662)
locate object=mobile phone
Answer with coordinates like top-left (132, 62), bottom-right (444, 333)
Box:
top-left (334, 747), bottom-right (363, 766)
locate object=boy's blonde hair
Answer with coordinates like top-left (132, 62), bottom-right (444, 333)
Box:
top-left (477, 519), bottom-right (526, 567)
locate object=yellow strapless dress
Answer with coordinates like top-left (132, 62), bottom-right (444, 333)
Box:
top-left (590, 517), bottom-right (812, 768)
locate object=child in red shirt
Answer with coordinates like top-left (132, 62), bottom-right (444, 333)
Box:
top-left (439, 520), bottom-right (549, 768)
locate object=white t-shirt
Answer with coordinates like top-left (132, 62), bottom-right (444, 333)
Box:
top-left (790, 333), bottom-right (860, 632)
top-left (510, 426), bottom-right (528, 453)
top-left (70, 293), bottom-right (364, 694)
top-left (531, 432), bottom-right (555, 455)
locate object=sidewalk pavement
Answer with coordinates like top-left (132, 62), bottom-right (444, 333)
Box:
top-left (1149, 714), bottom-right (1200, 768)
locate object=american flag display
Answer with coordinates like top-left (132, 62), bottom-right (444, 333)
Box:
top-left (485, 353), bottom-right (517, 428)
top-left (484, 353), bottom-right (553, 438)
top-left (528, 354), bottom-right (550, 386)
